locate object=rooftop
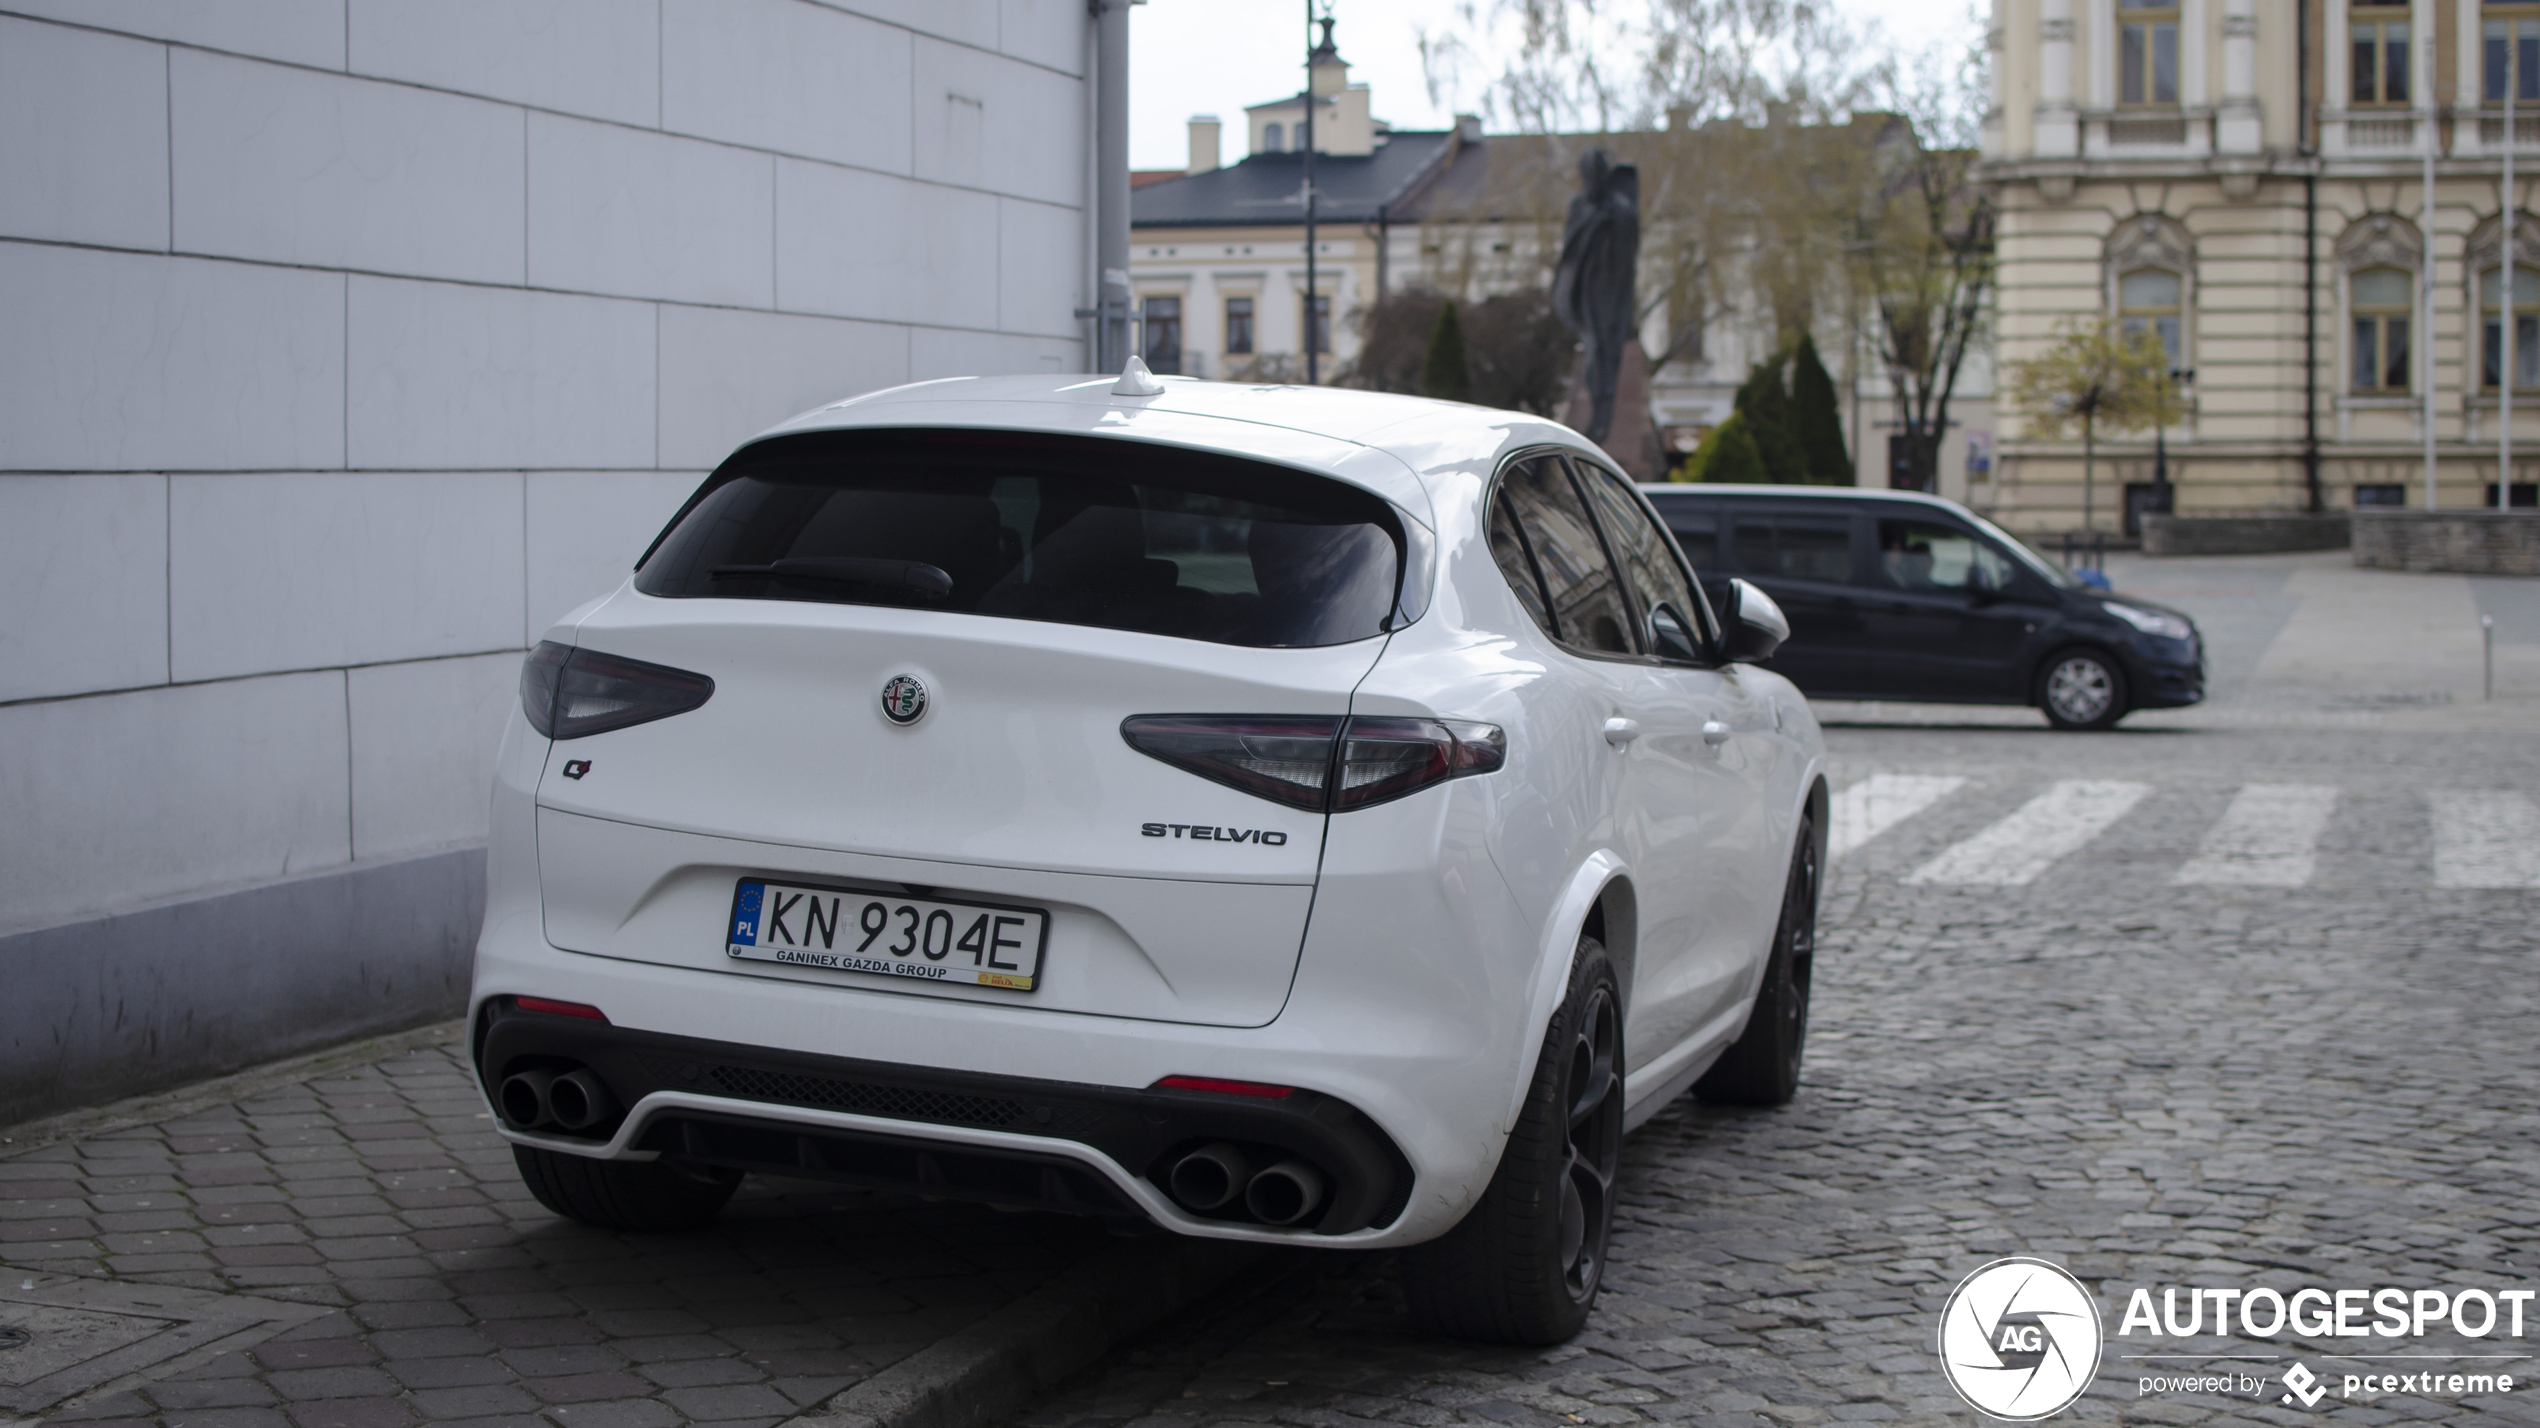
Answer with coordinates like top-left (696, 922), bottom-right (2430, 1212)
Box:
top-left (1130, 130), bottom-right (1461, 229)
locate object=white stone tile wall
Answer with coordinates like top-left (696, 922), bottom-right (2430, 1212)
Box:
top-left (0, 0), bottom-right (1092, 934)
top-left (0, 673), bottom-right (354, 936)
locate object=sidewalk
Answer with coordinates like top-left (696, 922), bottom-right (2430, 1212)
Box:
top-left (0, 1028), bottom-right (1251, 1427)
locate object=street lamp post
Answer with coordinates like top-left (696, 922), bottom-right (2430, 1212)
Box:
top-left (2150, 366), bottom-right (2191, 527)
top-left (1302, 1), bottom-right (1318, 386)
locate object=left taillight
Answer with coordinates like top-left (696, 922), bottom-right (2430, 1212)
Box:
top-left (1120, 714), bottom-right (1504, 813)
top-left (519, 640), bottom-right (714, 740)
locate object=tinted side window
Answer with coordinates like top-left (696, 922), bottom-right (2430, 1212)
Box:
top-left (1578, 466), bottom-right (1703, 660)
top-left (1495, 456), bottom-right (1637, 655)
top-left (1734, 512), bottom-right (1857, 583)
top-left (1660, 508), bottom-right (1716, 567)
top-left (1874, 517), bottom-right (2018, 595)
top-left (1487, 493), bottom-right (1557, 637)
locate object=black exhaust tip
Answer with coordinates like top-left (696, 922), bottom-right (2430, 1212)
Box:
top-left (498, 1069), bottom-right (559, 1129)
top-left (1245, 1158), bottom-right (1327, 1226)
top-left (547, 1069), bottom-right (620, 1132)
top-left (1166, 1143), bottom-right (1255, 1211)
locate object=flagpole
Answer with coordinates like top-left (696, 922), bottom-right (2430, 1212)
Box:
top-left (2424, 16), bottom-right (2439, 509)
top-left (2503, 41), bottom-right (2516, 511)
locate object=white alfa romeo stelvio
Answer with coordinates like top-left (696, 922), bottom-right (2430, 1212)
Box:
top-left (472, 362), bottom-right (1829, 1344)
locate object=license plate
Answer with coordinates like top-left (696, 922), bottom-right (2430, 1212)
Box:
top-left (726, 879), bottom-right (1048, 991)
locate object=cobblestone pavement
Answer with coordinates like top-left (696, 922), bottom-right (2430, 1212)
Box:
top-left (1007, 724), bottom-right (2540, 1428)
top-left (0, 1041), bottom-right (1114, 1426)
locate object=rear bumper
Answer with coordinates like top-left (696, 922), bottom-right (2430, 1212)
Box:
top-left (472, 734), bottom-right (1552, 1249)
top-left (473, 997), bottom-right (1411, 1237)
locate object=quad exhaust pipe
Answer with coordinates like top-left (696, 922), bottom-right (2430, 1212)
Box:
top-left (1166, 1143), bottom-right (1327, 1226)
top-left (498, 1066), bottom-right (620, 1133)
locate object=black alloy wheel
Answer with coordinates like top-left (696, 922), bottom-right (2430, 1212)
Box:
top-left (1696, 809), bottom-right (1818, 1106)
top-left (1402, 936), bottom-right (1624, 1344)
top-left (513, 1145), bottom-right (740, 1232)
top-left (1556, 978), bottom-right (1624, 1302)
top-left (2039, 648), bottom-right (2128, 731)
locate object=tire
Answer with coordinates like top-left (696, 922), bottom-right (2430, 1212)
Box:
top-left (2038, 648), bottom-right (2128, 731)
top-left (1401, 936), bottom-right (1623, 1345)
top-left (513, 1145), bottom-right (740, 1232)
top-left (1695, 810), bottom-right (1818, 1107)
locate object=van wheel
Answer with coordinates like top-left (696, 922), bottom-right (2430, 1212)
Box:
top-left (1696, 810), bottom-right (1817, 1107)
top-left (2039, 648), bottom-right (2127, 730)
top-left (513, 1145), bottom-right (739, 1232)
top-left (1401, 936), bottom-right (1622, 1345)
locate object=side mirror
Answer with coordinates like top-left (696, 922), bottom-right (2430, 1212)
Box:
top-left (1719, 577), bottom-right (1788, 663)
top-left (1965, 566), bottom-right (2001, 605)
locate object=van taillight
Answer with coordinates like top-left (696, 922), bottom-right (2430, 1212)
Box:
top-left (520, 641), bottom-right (715, 740)
top-left (1120, 715), bottom-right (1503, 813)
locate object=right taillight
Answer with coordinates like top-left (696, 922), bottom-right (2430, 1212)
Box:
top-left (1120, 714), bottom-right (1503, 813)
top-left (519, 640), bottom-right (715, 740)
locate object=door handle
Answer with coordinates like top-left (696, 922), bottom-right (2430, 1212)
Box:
top-left (1701, 720), bottom-right (1732, 746)
top-left (1602, 717), bottom-right (1641, 748)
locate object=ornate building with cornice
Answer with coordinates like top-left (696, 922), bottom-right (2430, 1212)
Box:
top-left (1981, 0), bottom-right (2539, 535)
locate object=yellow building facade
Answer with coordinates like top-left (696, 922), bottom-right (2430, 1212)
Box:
top-left (1983, 0), bottom-right (2540, 534)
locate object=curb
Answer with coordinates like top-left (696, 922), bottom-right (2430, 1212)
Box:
top-left (781, 1235), bottom-right (1271, 1428)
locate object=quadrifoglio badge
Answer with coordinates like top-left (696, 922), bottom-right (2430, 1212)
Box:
top-left (1936, 1262), bottom-right (2532, 1419)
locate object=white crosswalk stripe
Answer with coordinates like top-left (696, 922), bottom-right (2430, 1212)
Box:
top-left (1905, 779), bottom-right (2152, 886)
top-left (1828, 774), bottom-right (1968, 859)
top-left (2430, 791), bottom-right (2540, 888)
top-left (2173, 784), bottom-right (2338, 887)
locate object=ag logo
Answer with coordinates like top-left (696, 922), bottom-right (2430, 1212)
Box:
top-left (1937, 1257), bottom-right (2102, 1421)
top-left (879, 674), bottom-right (928, 725)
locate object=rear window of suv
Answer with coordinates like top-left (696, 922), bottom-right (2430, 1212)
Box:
top-left (635, 428), bottom-right (1415, 648)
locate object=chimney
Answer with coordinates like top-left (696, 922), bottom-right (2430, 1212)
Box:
top-left (1455, 113), bottom-right (1483, 143)
top-left (1187, 114), bottom-right (1221, 174)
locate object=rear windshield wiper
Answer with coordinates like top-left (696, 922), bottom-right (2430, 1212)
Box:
top-left (709, 557), bottom-right (954, 599)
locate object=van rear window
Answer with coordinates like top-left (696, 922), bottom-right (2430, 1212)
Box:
top-left (635, 429), bottom-right (1413, 649)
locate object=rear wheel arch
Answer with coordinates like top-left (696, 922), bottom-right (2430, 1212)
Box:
top-left (1584, 877), bottom-right (1638, 1020)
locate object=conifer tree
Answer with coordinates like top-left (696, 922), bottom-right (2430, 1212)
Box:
top-left (1419, 300), bottom-right (1475, 403)
top-left (1790, 333), bottom-right (1852, 483)
top-left (1684, 411), bottom-right (1768, 483)
top-left (1734, 359), bottom-right (1808, 484)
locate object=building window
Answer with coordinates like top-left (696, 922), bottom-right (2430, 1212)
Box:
top-left (2119, 0), bottom-right (2180, 107)
top-left (1224, 296), bottom-right (1254, 354)
top-left (2354, 483), bottom-right (2408, 506)
top-left (2118, 267), bottom-right (2184, 369)
top-left (2482, 265), bottom-right (2540, 387)
top-left (1140, 295), bottom-right (1182, 375)
top-left (2351, 267), bottom-right (2413, 393)
top-left (2487, 11), bottom-right (2540, 100)
top-left (1262, 122), bottom-right (1284, 152)
top-left (2354, 5), bottom-right (2412, 105)
top-left (1302, 293), bottom-right (1330, 355)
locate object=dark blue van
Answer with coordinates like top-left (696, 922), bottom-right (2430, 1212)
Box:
top-left (1640, 485), bottom-right (2204, 730)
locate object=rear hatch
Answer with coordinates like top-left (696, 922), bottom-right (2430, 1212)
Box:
top-left (529, 427), bottom-right (1420, 1028)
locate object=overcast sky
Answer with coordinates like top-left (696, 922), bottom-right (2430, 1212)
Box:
top-left (1127, 0), bottom-right (1984, 171)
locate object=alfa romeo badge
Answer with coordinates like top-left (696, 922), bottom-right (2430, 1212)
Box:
top-left (880, 674), bottom-right (928, 725)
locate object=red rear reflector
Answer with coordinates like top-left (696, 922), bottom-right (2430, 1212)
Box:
top-left (513, 996), bottom-right (608, 1022)
top-left (1153, 1074), bottom-right (1294, 1099)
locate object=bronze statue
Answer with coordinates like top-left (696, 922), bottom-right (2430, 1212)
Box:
top-left (1551, 150), bottom-right (1640, 443)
